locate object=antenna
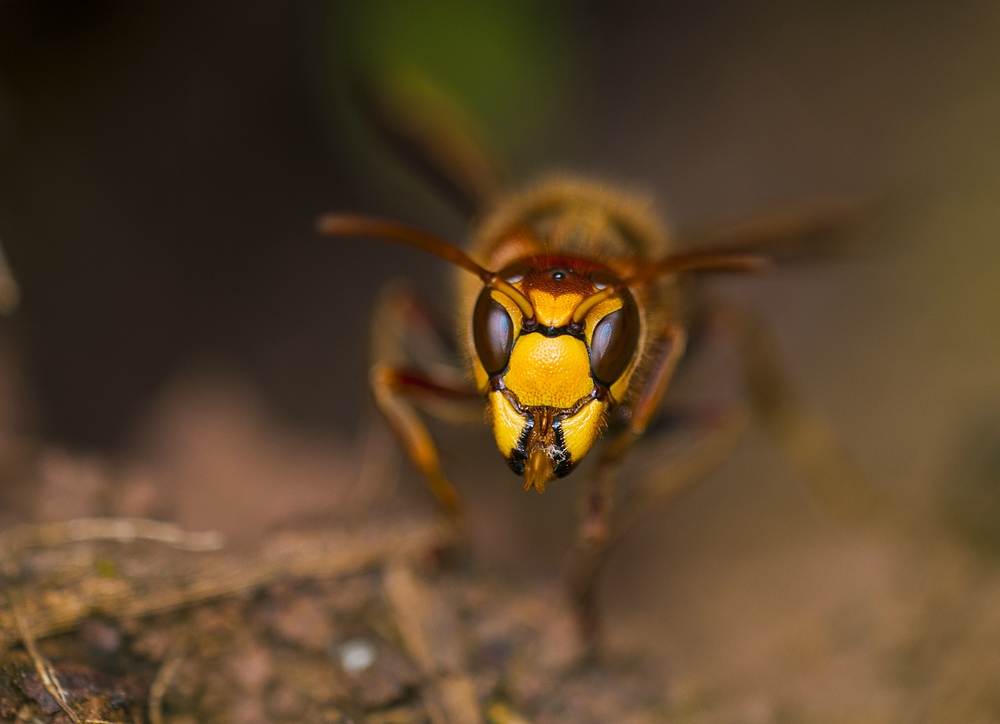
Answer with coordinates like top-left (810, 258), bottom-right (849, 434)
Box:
top-left (317, 214), bottom-right (535, 319)
top-left (571, 249), bottom-right (770, 323)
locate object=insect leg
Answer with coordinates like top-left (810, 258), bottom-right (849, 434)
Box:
top-left (705, 297), bottom-right (885, 524)
top-left (369, 283), bottom-right (479, 527)
top-left (564, 322), bottom-right (688, 642)
top-left (585, 323), bottom-right (689, 544)
top-left (611, 406), bottom-right (751, 544)
top-left (370, 365), bottom-right (476, 524)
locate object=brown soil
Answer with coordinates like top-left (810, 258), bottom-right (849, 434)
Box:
top-left (0, 515), bottom-right (667, 724)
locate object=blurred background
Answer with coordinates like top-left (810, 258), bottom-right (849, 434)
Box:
top-left (2, 1), bottom-right (1000, 720)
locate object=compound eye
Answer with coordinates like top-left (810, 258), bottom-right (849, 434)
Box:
top-left (589, 294), bottom-right (640, 386)
top-left (473, 288), bottom-right (515, 376)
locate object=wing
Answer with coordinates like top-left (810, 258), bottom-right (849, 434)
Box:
top-left (673, 195), bottom-right (886, 263)
top-left (353, 71), bottom-right (505, 219)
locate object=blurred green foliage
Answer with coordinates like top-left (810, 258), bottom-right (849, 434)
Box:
top-left (322, 0), bottom-right (580, 216)
top-left (349, 0), bottom-right (574, 150)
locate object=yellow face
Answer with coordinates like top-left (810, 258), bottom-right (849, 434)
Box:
top-left (471, 263), bottom-right (640, 492)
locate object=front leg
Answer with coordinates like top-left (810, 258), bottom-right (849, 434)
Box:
top-left (370, 365), bottom-right (477, 524)
top-left (369, 284), bottom-right (479, 527)
top-left (563, 322), bottom-right (688, 641)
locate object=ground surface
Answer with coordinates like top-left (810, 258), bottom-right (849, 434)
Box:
top-left (2, 374), bottom-right (1000, 723)
top-left (0, 515), bottom-right (670, 724)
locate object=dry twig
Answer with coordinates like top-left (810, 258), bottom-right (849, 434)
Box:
top-left (0, 517), bottom-right (224, 563)
top-left (148, 644), bottom-right (186, 724)
top-left (384, 563), bottom-right (483, 724)
top-left (11, 594), bottom-right (83, 724)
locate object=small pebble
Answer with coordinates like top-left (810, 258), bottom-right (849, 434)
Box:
top-left (337, 638), bottom-right (377, 673)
